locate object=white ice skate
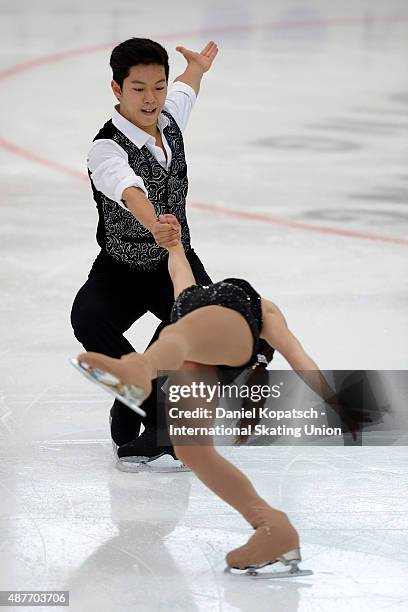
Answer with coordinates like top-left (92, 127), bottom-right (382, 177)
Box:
top-left (70, 357), bottom-right (147, 417)
top-left (225, 548), bottom-right (313, 579)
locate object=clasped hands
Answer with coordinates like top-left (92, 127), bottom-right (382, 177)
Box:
top-left (151, 213), bottom-right (181, 249)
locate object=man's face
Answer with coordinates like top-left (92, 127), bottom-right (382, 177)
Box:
top-left (112, 64), bottom-right (168, 129)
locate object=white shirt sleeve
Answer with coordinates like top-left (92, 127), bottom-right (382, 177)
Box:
top-left (163, 81), bottom-right (197, 132)
top-left (87, 139), bottom-right (148, 208)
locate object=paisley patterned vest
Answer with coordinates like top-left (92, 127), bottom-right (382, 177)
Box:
top-left (90, 111), bottom-right (191, 270)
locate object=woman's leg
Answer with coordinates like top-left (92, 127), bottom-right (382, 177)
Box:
top-left (78, 305), bottom-right (254, 394)
top-left (168, 366), bottom-right (298, 569)
top-left (173, 444), bottom-right (299, 569)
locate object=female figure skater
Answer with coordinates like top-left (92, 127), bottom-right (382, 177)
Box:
top-left (74, 216), bottom-right (364, 578)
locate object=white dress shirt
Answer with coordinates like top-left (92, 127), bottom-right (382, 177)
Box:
top-left (87, 81), bottom-right (196, 208)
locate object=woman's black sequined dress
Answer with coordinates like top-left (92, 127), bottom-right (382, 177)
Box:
top-left (170, 278), bottom-right (264, 366)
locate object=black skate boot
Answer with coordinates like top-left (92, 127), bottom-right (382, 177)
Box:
top-left (116, 427), bottom-right (190, 473)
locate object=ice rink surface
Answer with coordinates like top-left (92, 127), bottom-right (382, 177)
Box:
top-left (0, 0), bottom-right (407, 610)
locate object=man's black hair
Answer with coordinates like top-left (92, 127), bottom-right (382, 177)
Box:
top-left (110, 38), bottom-right (169, 88)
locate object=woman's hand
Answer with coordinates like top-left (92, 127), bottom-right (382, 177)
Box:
top-left (159, 214), bottom-right (182, 250)
top-left (328, 397), bottom-right (373, 441)
top-left (151, 218), bottom-right (179, 248)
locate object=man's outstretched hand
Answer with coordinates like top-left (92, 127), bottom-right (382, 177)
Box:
top-left (176, 41), bottom-right (219, 73)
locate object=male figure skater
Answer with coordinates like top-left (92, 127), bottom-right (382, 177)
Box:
top-left (71, 38), bottom-right (219, 470)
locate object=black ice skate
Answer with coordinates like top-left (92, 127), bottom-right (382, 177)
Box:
top-left (116, 428), bottom-right (190, 473)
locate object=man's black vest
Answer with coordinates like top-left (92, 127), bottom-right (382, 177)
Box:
top-left (90, 111), bottom-right (191, 271)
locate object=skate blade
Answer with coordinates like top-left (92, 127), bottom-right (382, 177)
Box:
top-left (115, 458), bottom-right (190, 473)
top-left (225, 561), bottom-right (313, 579)
top-left (70, 358), bottom-right (146, 417)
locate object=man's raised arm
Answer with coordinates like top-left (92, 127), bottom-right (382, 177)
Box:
top-left (174, 41), bottom-right (218, 96)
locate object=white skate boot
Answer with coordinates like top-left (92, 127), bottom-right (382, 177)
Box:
top-left (71, 357), bottom-right (146, 417)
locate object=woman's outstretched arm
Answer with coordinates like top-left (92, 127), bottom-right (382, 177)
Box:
top-left (259, 298), bottom-right (342, 411)
top-left (260, 302), bottom-right (369, 438)
top-left (160, 215), bottom-right (196, 298)
top-left (167, 242), bottom-right (196, 298)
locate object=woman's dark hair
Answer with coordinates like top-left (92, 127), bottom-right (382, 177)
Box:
top-left (110, 38), bottom-right (169, 88)
top-left (234, 340), bottom-right (275, 446)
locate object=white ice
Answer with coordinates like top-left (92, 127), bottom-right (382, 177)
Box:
top-left (0, 0), bottom-right (407, 610)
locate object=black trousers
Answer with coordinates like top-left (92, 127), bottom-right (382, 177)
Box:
top-left (71, 248), bottom-right (212, 446)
